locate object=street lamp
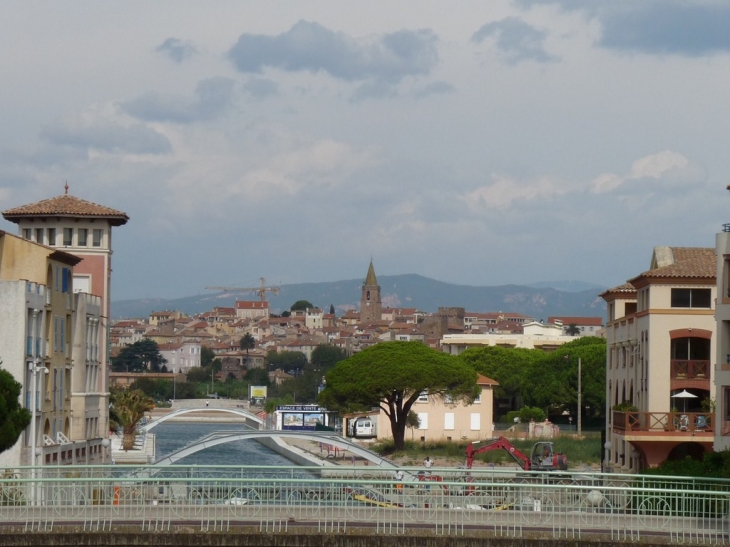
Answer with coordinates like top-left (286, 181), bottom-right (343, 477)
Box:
top-left (564, 355), bottom-right (582, 436)
top-left (29, 358), bottom-right (48, 505)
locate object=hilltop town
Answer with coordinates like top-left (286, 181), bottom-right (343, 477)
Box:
top-left (108, 261), bottom-right (604, 383)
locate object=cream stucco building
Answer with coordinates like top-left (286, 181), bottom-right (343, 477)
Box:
top-left (602, 247), bottom-right (715, 471)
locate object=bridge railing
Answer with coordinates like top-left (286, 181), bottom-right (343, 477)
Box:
top-left (1, 465), bottom-right (729, 542)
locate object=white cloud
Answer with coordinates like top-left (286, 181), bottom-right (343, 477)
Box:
top-left (461, 175), bottom-right (567, 210)
top-left (591, 151), bottom-right (691, 193)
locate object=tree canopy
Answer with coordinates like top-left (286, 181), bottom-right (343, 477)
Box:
top-left (291, 300), bottom-right (314, 311)
top-left (318, 341), bottom-right (478, 450)
top-left (0, 365), bottom-right (31, 454)
top-left (461, 337), bottom-right (606, 421)
top-left (111, 339), bottom-right (167, 372)
top-left (310, 344), bottom-right (348, 371)
top-left (266, 350), bottom-right (307, 371)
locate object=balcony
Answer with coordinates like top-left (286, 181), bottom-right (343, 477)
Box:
top-left (670, 359), bottom-right (709, 380)
top-left (613, 410), bottom-right (714, 434)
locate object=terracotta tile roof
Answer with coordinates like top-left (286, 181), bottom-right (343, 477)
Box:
top-left (2, 192), bottom-right (129, 226)
top-left (630, 247), bottom-right (715, 282)
top-left (599, 282), bottom-right (636, 298)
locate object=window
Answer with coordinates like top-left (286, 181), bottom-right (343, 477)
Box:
top-left (470, 413), bottom-right (481, 430)
top-left (444, 413), bottom-right (454, 430)
top-left (473, 391), bottom-right (482, 404)
top-left (35, 228), bottom-right (43, 244)
top-left (78, 228), bottom-right (88, 246)
top-left (92, 229), bottom-right (103, 247)
top-left (63, 228), bottom-right (72, 246)
top-left (417, 390), bottom-right (429, 403)
top-left (671, 288), bottom-right (711, 308)
top-left (417, 412), bottom-right (428, 429)
top-left (47, 228), bottom-right (56, 246)
top-left (22, 229), bottom-right (31, 240)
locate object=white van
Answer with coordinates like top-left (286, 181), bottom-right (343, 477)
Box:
top-left (354, 418), bottom-right (376, 438)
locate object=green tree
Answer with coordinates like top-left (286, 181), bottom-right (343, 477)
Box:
top-left (266, 350), bottom-right (307, 371)
top-left (291, 300), bottom-right (314, 312)
top-left (110, 388), bottom-right (155, 451)
top-left (460, 346), bottom-right (539, 408)
top-left (112, 339), bottom-right (167, 372)
top-left (245, 368), bottom-right (270, 386)
top-left (239, 333), bottom-right (256, 366)
top-left (319, 341), bottom-right (478, 450)
top-left (310, 344), bottom-right (348, 371)
top-left (524, 337), bottom-right (606, 420)
top-left (201, 346), bottom-right (216, 368)
top-left (0, 364), bottom-right (31, 454)
top-left (565, 323), bottom-right (581, 336)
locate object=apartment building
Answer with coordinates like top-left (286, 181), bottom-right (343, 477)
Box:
top-left (0, 230), bottom-right (107, 467)
top-left (602, 247), bottom-right (715, 471)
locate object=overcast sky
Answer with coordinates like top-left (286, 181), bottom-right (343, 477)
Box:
top-left (1, 0), bottom-right (729, 301)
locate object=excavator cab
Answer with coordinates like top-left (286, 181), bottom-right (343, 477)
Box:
top-left (530, 441), bottom-right (568, 471)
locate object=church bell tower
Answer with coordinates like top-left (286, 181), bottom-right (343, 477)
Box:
top-left (360, 260), bottom-right (382, 323)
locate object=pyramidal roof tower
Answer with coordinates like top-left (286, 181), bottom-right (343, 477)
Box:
top-left (360, 260), bottom-right (382, 323)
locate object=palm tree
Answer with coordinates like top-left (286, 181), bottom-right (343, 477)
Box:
top-left (239, 333), bottom-right (256, 367)
top-left (110, 388), bottom-right (155, 451)
top-left (565, 323), bottom-right (581, 336)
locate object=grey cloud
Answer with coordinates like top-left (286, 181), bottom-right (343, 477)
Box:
top-left (227, 20), bottom-right (438, 84)
top-left (155, 37), bottom-right (198, 63)
top-left (40, 120), bottom-right (171, 155)
top-left (472, 17), bottom-right (557, 64)
top-left (413, 80), bottom-right (456, 98)
top-left (122, 77), bottom-right (235, 123)
top-left (517, 0), bottom-right (730, 56)
top-left (243, 78), bottom-right (279, 100)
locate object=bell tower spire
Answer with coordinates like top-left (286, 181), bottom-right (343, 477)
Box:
top-left (360, 260), bottom-right (382, 323)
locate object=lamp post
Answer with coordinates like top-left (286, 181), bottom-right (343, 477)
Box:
top-left (563, 354), bottom-right (582, 436)
top-left (29, 357), bottom-right (48, 505)
top-left (577, 357), bottom-right (582, 437)
top-left (173, 373), bottom-right (176, 402)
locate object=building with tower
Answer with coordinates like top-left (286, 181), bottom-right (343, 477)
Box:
top-left (360, 260), bottom-right (382, 323)
top-left (1, 185), bottom-right (128, 466)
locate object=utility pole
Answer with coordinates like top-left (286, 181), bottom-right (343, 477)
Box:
top-left (578, 357), bottom-right (582, 437)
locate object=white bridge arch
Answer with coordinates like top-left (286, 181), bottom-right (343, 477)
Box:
top-left (141, 407), bottom-right (264, 431)
top-left (153, 430), bottom-right (396, 469)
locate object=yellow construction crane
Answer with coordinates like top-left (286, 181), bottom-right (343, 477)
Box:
top-left (205, 277), bottom-right (280, 301)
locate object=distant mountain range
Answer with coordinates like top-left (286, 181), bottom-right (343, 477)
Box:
top-left (111, 275), bottom-right (608, 321)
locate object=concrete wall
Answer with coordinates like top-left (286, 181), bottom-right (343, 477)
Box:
top-left (0, 528), bottom-right (688, 547)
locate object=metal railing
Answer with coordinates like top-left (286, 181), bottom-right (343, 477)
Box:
top-left (1, 465), bottom-right (728, 542)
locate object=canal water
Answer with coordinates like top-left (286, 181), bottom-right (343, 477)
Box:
top-left (153, 422), bottom-right (297, 468)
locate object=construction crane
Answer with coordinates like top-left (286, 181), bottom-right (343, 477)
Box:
top-left (205, 277), bottom-right (280, 301)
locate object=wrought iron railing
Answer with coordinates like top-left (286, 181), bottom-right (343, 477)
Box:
top-left (1, 465), bottom-right (729, 543)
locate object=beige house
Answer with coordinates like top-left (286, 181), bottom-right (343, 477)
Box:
top-left (345, 374), bottom-right (497, 443)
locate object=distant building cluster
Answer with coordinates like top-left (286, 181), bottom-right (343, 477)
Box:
top-left (108, 261), bottom-right (604, 385)
top-left (0, 187), bottom-right (607, 469)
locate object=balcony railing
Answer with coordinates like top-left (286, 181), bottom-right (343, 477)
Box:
top-left (613, 411), bottom-right (714, 434)
top-left (670, 359), bottom-right (709, 380)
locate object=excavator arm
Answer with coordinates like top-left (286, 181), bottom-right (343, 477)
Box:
top-left (465, 436), bottom-right (532, 470)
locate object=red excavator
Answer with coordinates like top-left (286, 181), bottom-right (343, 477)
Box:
top-left (465, 436), bottom-right (568, 471)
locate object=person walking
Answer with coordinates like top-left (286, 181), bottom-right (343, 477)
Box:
top-left (424, 456), bottom-right (433, 474)
top-left (394, 469), bottom-right (404, 492)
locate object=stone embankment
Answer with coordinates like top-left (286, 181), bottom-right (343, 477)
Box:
top-left (0, 527), bottom-right (673, 547)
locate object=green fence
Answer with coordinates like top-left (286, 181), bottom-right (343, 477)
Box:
top-left (1, 465), bottom-right (728, 543)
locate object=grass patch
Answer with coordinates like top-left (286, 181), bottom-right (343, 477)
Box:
top-left (370, 433), bottom-right (602, 468)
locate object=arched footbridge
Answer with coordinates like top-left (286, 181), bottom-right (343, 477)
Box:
top-left (154, 430), bottom-right (396, 469)
top-left (140, 407), bottom-right (264, 431)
